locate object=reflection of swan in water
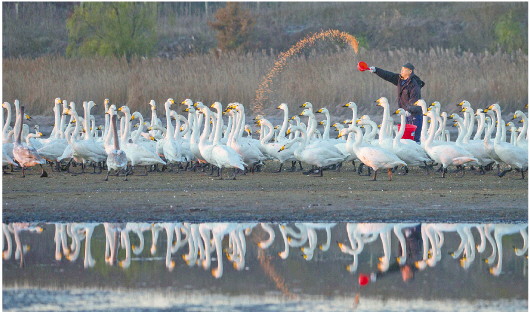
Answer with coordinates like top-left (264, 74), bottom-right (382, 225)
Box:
top-left (415, 224), bottom-right (478, 270)
top-left (392, 223), bottom-right (421, 265)
top-left (182, 223), bottom-right (204, 267)
top-left (2, 223), bottom-right (43, 267)
top-left (103, 223), bottom-right (127, 266)
top-left (53, 223), bottom-right (71, 261)
top-left (257, 223), bottom-right (276, 249)
top-left (65, 223), bottom-right (97, 268)
top-left (337, 223), bottom-right (394, 272)
top-left (337, 223), bottom-right (414, 272)
top-left (281, 223), bottom-right (336, 261)
top-left (2, 223), bottom-right (13, 260)
top-left (484, 224), bottom-right (528, 276)
top-left (199, 223), bottom-right (248, 278)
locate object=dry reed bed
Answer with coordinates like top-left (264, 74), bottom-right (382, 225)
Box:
top-left (3, 48), bottom-right (527, 117)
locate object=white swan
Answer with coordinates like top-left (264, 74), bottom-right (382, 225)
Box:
top-left (392, 108), bottom-right (431, 167)
top-left (11, 106), bottom-right (48, 177)
top-left (280, 125), bottom-right (344, 176)
top-left (104, 109), bottom-right (128, 181)
top-left (338, 126), bottom-right (406, 180)
top-left (423, 111), bottom-right (477, 177)
top-left (198, 103), bottom-right (246, 179)
top-left (488, 104), bottom-right (528, 178)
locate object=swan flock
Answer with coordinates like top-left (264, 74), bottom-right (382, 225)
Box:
top-left (2, 98), bottom-right (528, 180)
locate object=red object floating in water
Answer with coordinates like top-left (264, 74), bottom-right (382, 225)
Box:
top-left (397, 124), bottom-right (418, 140)
top-left (358, 274), bottom-right (369, 286)
top-left (357, 61), bottom-right (370, 71)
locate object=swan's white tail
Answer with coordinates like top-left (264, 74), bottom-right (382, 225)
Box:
top-left (452, 157), bottom-right (478, 166)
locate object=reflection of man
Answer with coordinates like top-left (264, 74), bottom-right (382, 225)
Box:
top-left (371, 224), bottom-right (422, 283)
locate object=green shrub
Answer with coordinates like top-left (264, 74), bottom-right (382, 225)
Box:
top-left (66, 2), bottom-right (157, 60)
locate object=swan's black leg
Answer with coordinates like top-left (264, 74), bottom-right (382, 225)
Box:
top-left (521, 170), bottom-right (526, 180)
top-left (123, 168), bottom-right (128, 181)
top-left (21, 167), bottom-right (26, 178)
top-left (231, 168), bottom-right (237, 180)
top-left (498, 168), bottom-right (511, 177)
top-left (319, 167), bottom-right (324, 177)
top-left (298, 161), bottom-right (303, 170)
top-left (40, 164), bottom-right (48, 177)
top-left (372, 169), bottom-right (377, 181)
top-left (275, 162), bottom-right (284, 173)
top-left (357, 163), bottom-right (364, 175)
top-left (387, 168), bottom-right (393, 181)
top-left (336, 162), bottom-right (342, 172)
top-left (104, 170), bottom-right (110, 181)
top-left (460, 166), bottom-right (466, 177)
top-left (442, 167), bottom-right (447, 178)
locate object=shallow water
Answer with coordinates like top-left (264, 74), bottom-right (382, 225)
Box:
top-left (2, 222), bottom-right (528, 311)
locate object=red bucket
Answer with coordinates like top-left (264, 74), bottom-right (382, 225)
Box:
top-left (357, 61), bottom-right (370, 72)
top-left (397, 124), bottom-right (417, 140)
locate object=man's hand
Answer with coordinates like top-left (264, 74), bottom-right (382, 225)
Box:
top-left (368, 66), bottom-right (376, 73)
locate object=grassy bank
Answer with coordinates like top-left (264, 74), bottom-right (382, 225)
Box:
top-left (3, 47), bottom-right (527, 117)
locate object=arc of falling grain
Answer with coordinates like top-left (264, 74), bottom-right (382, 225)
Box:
top-left (253, 30), bottom-right (359, 113)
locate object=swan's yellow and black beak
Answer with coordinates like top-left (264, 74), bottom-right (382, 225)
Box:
top-left (210, 103), bottom-right (215, 108)
top-left (316, 108), bottom-right (324, 113)
top-left (286, 129), bottom-right (292, 136)
top-left (460, 107), bottom-right (467, 112)
top-left (457, 101), bottom-right (464, 106)
top-left (512, 114), bottom-right (517, 120)
top-left (319, 121), bottom-right (325, 125)
top-left (169, 99), bottom-right (175, 105)
top-left (483, 109), bottom-right (489, 113)
top-left (487, 104), bottom-right (494, 110)
top-left (356, 119), bottom-right (361, 124)
top-left (150, 136), bottom-right (156, 141)
top-left (331, 123), bottom-right (337, 127)
top-left (342, 103), bottom-right (350, 107)
top-left (278, 145), bottom-right (286, 152)
top-left (130, 115), bottom-right (136, 121)
top-left (393, 109), bottom-right (400, 115)
top-left (25, 114), bottom-right (32, 121)
top-left (300, 103), bottom-right (307, 108)
top-left (276, 105), bottom-right (282, 109)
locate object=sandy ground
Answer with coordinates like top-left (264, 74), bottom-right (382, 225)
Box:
top-left (2, 161), bottom-right (527, 223)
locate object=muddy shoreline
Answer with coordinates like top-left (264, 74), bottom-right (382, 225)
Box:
top-left (2, 162), bottom-right (527, 223)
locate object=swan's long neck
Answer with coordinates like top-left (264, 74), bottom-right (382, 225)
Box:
top-left (500, 119), bottom-right (507, 143)
top-left (120, 111), bottom-right (132, 144)
top-left (237, 107), bottom-right (246, 140)
top-left (350, 106), bottom-right (358, 129)
top-left (351, 127), bottom-right (363, 151)
top-left (455, 122), bottom-right (465, 144)
top-left (200, 108), bottom-right (212, 145)
top-left (493, 107), bottom-right (503, 144)
top-left (193, 111), bottom-right (203, 143)
top-left (420, 106), bottom-right (428, 143)
top-left (393, 113), bottom-right (406, 146)
top-left (111, 114), bottom-right (120, 150)
top-left (14, 106), bottom-right (23, 144)
top-left (473, 113), bottom-right (486, 140)
top-left (425, 113), bottom-right (438, 148)
top-left (132, 113), bottom-right (145, 142)
top-left (50, 103), bottom-right (60, 139)
top-left (183, 111), bottom-right (192, 140)
top-left (83, 102), bottom-right (91, 140)
top-left (178, 116), bottom-right (190, 139)
top-left (2, 102), bottom-right (11, 136)
top-left (322, 111), bottom-right (331, 140)
top-left (164, 103), bottom-right (174, 141)
top-left (517, 114), bottom-right (528, 144)
top-left (260, 119), bottom-right (275, 145)
top-left (463, 110), bottom-right (475, 143)
top-left (213, 107), bottom-right (223, 145)
top-left (278, 107), bottom-right (289, 142)
top-left (305, 112), bottom-right (317, 144)
top-left (223, 115), bottom-right (232, 141)
top-left (379, 103), bottom-right (391, 140)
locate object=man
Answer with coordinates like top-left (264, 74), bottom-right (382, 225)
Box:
top-left (365, 63), bottom-right (425, 142)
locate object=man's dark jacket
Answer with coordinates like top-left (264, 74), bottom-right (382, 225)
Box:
top-left (373, 67), bottom-right (425, 115)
